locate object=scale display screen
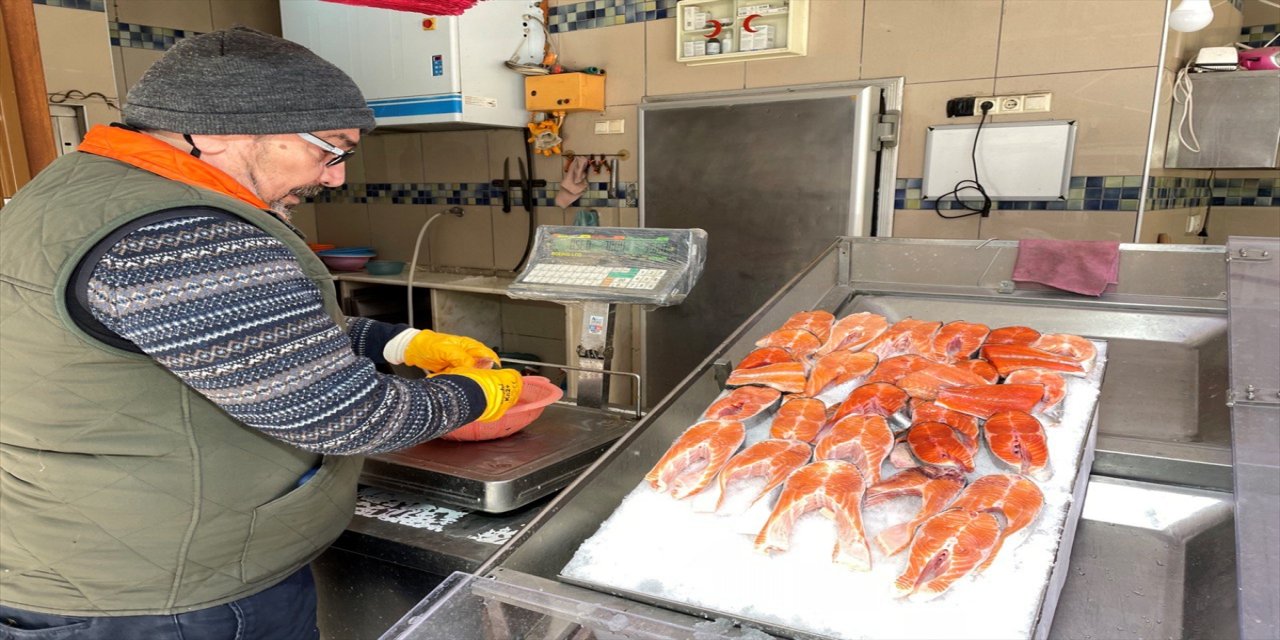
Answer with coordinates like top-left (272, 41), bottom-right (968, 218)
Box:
top-left (507, 226), bottom-right (707, 306)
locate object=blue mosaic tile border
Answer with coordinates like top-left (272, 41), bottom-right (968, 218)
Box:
top-left (1241, 23), bottom-right (1280, 48)
top-left (895, 176), bottom-right (1278, 211)
top-left (32, 0), bottom-right (104, 12)
top-left (1209, 176), bottom-right (1278, 207)
top-left (110, 21), bottom-right (202, 51)
top-left (548, 0), bottom-right (678, 34)
top-left (312, 182), bottom-right (637, 209)
top-left (894, 176), bottom-right (1146, 212)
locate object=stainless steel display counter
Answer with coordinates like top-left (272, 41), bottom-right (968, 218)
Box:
top-left (376, 238), bottom-right (1243, 639)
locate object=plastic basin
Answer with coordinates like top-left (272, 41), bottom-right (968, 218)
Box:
top-left (365, 260), bottom-right (405, 276)
top-left (320, 255), bottom-right (372, 271)
top-left (441, 376), bottom-right (563, 442)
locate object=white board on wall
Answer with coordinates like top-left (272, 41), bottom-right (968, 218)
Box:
top-left (923, 120), bottom-right (1077, 201)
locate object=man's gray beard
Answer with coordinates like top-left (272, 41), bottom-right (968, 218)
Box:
top-left (269, 185), bottom-right (325, 219)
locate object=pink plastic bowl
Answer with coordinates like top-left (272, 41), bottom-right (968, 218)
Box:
top-left (441, 376), bottom-right (563, 442)
top-left (320, 255), bottom-right (372, 271)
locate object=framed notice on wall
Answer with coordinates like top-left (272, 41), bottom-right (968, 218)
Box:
top-left (923, 120), bottom-right (1077, 201)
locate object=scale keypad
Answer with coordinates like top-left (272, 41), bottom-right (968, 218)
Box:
top-left (523, 264), bottom-right (667, 290)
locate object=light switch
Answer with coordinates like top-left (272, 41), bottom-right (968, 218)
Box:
top-left (608, 119), bottom-right (625, 134)
top-left (594, 120), bottom-right (610, 134)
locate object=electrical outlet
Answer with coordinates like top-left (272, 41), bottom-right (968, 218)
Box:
top-left (999, 95), bottom-right (1024, 114)
top-left (1186, 214), bottom-right (1202, 234)
top-left (1023, 92), bottom-right (1052, 113)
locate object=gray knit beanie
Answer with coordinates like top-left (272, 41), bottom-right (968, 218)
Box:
top-left (123, 26), bottom-right (376, 135)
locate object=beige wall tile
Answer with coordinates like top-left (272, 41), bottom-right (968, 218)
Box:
top-left (486, 129), bottom-right (562, 185)
top-left (367, 203), bottom-right (429, 264)
top-left (117, 45), bottom-right (165, 93)
top-left (1137, 208), bottom-right (1208, 243)
top-left (342, 139), bottom-right (367, 184)
top-left (428, 205), bottom-right (495, 269)
top-left (999, 0), bottom-right (1164, 77)
top-left (891, 209), bottom-right (981, 239)
top-left (1242, 0), bottom-right (1280, 25)
top-left (290, 202), bottom-right (318, 240)
top-left (501, 334), bottom-right (566, 375)
top-left (995, 68), bottom-right (1158, 177)
top-left (620, 207), bottom-right (638, 227)
top-left (745, 0), bottom-right (861, 88)
top-left (863, 0), bottom-right (1000, 84)
top-left (501, 299), bottom-right (565, 340)
top-left (361, 133), bottom-right (425, 183)
top-left (116, 0), bottom-right (213, 33)
top-left (558, 23), bottom-right (644, 106)
top-left (897, 78), bottom-right (995, 177)
top-left (35, 5), bottom-right (116, 98)
top-left (645, 18), bottom-right (744, 96)
top-left (314, 202), bottom-right (371, 246)
top-left (560, 104), bottom-right (638, 180)
top-left (422, 130), bottom-right (490, 183)
top-left (211, 0), bottom-right (282, 34)
top-left (1152, 68), bottom-right (1176, 171)
top-left (81, 101), bottom-right (118, 130)
top-left (1205, 206), bottom-right (1280, 243)
top-left (112, 46), bottom-right (127, 101)
top-left (979, 211), bottom-right (1137, 241)
top-left (494, 208), bottom-right (564, 271)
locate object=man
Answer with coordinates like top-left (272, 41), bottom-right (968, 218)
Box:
top-left (0, 26), bottom-right (521, 639)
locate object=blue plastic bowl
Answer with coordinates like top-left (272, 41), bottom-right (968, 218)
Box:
top-left (365, 260), bottom-right (405, 276)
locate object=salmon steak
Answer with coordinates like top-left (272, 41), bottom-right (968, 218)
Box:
top-left (1033, 333), bottom-right (1097, 371)
top-left (865, 354), bottom-right (931, 384)
top-left (980, 344), bottom-right (1086, 377)
top-left (769, 396), bottom-right (829, 442)
top-left (832, 382), bottom-right (911, 429)
top-left (898, 363), bottom-right (990, 401)
top-left (893, 508), bottom-right (1003, 601)
top-left (985, 325), bottom-right (1042, 347)
top-left (814, 414), bottom-right (894, 484)
top-left (780, 310), bottom-right (836, 344)
top-left (936, 383), bottom-right (1045, 419)
top-left (864, 318), bottom-right (943, 360)
top-left (956, 358), bottom-right (1001, 384)
top-left (755, 460), bottom-right (871, 571)
top-left (726, 362), bottom-right (807, 394)
top-left (735, 346), bottom-right (799, 371)
top-left (714, 438), bottom-right (812, 512)
top-left (1005, 369), bottom-right (1067, 415)
top-left (911, 401), bottom-right (980, 446)
top-left (951, 474), bottom-right (1044, 571)
top-left (645, 420), bottom-right (746, 499)
top-left (755, 328), bottom-right (823, 358)
top-left (983, 410), bottom-right (1050, 479)
top-left (806, 350), bottom-right (879, 397)
top-left (930, 321), bottom-right (990, 364)
top-left (907, 421), bottom-right (976, 473)
top-left (816, 312), bottom-right (889, 356)
top-left (865, 468), bottom-right (967, 555)
top-left (702, 386), bottom-right (782, 421)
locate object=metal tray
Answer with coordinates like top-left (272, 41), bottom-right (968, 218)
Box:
top-left (361, 403), bottom-right (635, 513)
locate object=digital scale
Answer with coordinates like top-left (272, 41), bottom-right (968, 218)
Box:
top-left (508, 226), bottom-right (707, 408)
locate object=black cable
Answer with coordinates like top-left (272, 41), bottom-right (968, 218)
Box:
top-left (48, 90), bottom-right (119, 111)
top-left (934, 102), bottom-right (993, 219)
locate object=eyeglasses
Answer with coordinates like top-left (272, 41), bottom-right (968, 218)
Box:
top-left (297, 132), bottom-right (355, 167)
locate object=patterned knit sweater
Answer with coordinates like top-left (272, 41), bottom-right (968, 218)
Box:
top-left (84, 212), bottom-right (485, 455)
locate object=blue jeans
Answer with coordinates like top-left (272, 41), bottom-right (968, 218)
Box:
top-left (0, 566), bottom-right (319, 640)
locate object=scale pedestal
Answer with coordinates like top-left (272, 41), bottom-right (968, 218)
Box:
top-left (575, 301), bottom-right (616, 409)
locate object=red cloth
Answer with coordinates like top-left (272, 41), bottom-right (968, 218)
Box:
top-left (320, 0), bottom-right (477, 16)
top-left (1012, 239), bottom-right (1121, 297)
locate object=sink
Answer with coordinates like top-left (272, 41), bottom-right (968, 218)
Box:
top-left (1051, 477), bottom-right (1237, 639)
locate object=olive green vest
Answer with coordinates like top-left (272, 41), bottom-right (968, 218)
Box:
top-left (0, 151), bottom-right (363, 615)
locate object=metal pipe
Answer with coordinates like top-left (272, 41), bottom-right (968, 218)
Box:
top-left (502, 357), bottom-right (644, 419)
top-left (406, 207), bottom-right (464, 327)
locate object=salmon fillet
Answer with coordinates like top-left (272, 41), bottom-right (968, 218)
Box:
top-left (985, 325), bottom-right (1041, 347)
top-left (755, 460), bottom-right (871, 570)
top-left (907, 421), bottom-right (976, 473)
top-left (980, 344), bottom-right (1086, 377)
top-left (714, 438), bottom-right (812, 512)
top-left (814, 414), bottom-right (894, 484)
top-left (769, 396), bottom-right (829, 442)
top-left (816, 312), bottom-right (889, 356)
top-left (780, 310), bottom-right (836, 344)
top-left (726, 362), bottom-right (807, 394)
top-left (936, 383), bottom-right (1045, 419)
top-left (951, 474), bottom-right (1044, 571)
top-left (702, 386), bottom-right (781, 421)
top-left (983, 410), bottom-right (1050, 479)
top-left (806, 350), bottom-right (878, 397)
top-left (893, 508), bottom-right (1003, 601)
top-left (865, 468), bottom-right (966, 555)
top-left (898, 363), bottom-right (990, 401)
top-left (930, 321), bottom-right (990, 364)
top-left (645, 420), bottom-right (746, 499)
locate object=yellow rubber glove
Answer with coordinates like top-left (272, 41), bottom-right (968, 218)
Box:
top-left (439, 367), bottom-right (523, 422)
top-left (404, 330), bottom-right (499, 373)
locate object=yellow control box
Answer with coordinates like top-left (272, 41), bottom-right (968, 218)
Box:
top-left (525, 73), bottom-right (606, 112)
